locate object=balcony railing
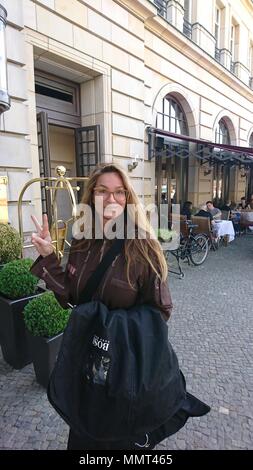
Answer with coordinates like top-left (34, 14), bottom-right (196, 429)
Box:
top-left (215, 47), bottom-right (221, 63)
top-left (183, 18), bottom-right (192, 39)
top-left (153, 0), bottom-right (167, 18)
top-left (230, 60), bottom-right (235, 74)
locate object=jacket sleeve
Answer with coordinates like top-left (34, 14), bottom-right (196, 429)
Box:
top-left (139, 268), bottom-right (173, 321)
top-left (30, 250), bottom-right (72, 309)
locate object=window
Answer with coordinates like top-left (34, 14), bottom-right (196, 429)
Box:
top-left (156, 96), bottom-right (188, 135)
top-left (154, 0), bottom-right (167, 18)
top-left (230, 19), bottom-right (239, 72)
top-left (35, 71), bottom-right (80, 127)
top-left (249, 43), bottom-right (253, 71)
top-left (250, 133), bottom-right (253, 147)
top-left (183, 0), bottom-right (192, 38)
top-left (249, 43), bottom-right (253, 87)
top-left (215, 6), bottom-right (221, 48)
top-left (230, 23), bottom-right (235, 59)
top-left (215, 119), bottom-right (230, 145)
top-left (184, 0), bottom-right (191, 22)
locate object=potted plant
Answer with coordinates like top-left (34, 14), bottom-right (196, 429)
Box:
top-left (0, 258), bottom-right (43, 369)
top-left (24, 292), bottom-right (70, 388)
top-left (0, 223), bottom-right (22, 269)
top-left (156, 228), bottom-right (180, 252)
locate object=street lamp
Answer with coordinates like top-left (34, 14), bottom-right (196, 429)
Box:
top-left (0, 4), bottom-right (10, 114)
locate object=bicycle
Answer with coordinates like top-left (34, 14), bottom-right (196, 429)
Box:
top-left (163, 222), bottom-right (209, 278)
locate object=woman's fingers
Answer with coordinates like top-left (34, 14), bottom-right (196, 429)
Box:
top-left (42, 214), bottom-right (49, 234)
top-left (31, 215), bottom-right (42, 235)
top-left (31, 214), bottom-right (50, 239)
top-left (32, 234), bottom-right (48, 246)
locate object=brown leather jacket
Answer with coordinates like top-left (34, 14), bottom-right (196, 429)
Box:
top-left (31, 238), bottom-right (173, 320)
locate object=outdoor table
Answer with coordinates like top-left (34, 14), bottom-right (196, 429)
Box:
top-left (214, 220), bottom-right (235, 242)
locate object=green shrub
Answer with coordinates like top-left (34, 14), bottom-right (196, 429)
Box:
top-left (0, 258), bottom-right (38, 299)
top-left (24, 291), bottom-right (70, 337)
top-left (0, 223), bottom-right (22, 264)
top-left (156, 228), bottom-right (177, 242)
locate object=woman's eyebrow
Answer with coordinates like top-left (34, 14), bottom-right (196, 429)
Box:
top-left (96, 184), bottom-right (125, 189)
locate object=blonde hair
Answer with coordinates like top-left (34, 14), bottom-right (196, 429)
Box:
top-left (76, 162), bottom-right (168, 284)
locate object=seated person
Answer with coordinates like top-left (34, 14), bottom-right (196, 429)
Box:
top-left (181, 201), bottom-right (192, 220)
top-left (238, 196), bottom-right (248, 210)
top-left (206, 201), bottom-right (221, 220)
top-left (195, 204), bottom-right (218, 239)
top-left (195, 204), bottom-right (213, 222)
top-left (246, 195), bottom-right (253, 209)
top-left (221, 200), bottom-right (231, 212)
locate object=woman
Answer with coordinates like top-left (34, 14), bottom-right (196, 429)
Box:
top-left (181, 201), bottom-right (192, 220)
top-left (30, 163), bottom-right (173, 449)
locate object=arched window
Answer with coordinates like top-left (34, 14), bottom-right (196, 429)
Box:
top-left (215, 119), bottom-right (230, 144)
top-left (249, 133), bottom-right (253, 147)
top-left (214, 119), bottom-right (230, 203)
top-left (156, 96), bottom-right (188, 135)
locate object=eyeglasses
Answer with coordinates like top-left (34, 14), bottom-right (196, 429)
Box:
top-left (93, 187), bottom-right (128, 201)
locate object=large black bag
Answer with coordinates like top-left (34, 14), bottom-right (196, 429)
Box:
top-left (47, 300), bottom-right (186, 441)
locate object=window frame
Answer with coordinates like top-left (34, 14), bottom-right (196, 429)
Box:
top-left (156, 95), bottom-right (189, 136)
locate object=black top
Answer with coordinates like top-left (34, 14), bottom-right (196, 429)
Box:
top-left (195, 210), bottom-right (213, 221)
top-left (181, 208), bottom-right (192, 219)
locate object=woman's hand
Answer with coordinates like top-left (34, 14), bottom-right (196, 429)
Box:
top-left (31, 214), bottom-right (54, 258)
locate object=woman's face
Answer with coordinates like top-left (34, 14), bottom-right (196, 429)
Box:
top-left (93, 172), bottom-right (127, 224)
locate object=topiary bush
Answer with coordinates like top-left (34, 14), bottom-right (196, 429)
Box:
top-left (0, 223), bottom-right (22, 264)
top-left (24, 292), bottom-right (70, 337)
top-left (0, 258), bottom-right (38, 299)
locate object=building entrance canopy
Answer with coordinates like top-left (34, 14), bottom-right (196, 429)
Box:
top-left (148, 127), bottom-right (253, 167)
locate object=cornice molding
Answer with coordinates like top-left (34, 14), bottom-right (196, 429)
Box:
top-left (117, 1), bottom-right (253, 103)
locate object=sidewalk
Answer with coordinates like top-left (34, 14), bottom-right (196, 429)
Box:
top-left (0, 235), bottom-right (253, 450)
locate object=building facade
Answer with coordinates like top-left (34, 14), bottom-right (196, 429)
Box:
top-left (0, 0), bottom-right (253, 236)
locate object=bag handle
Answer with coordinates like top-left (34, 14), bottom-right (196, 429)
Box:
top-left (78, 238), bottom-right (125, 304)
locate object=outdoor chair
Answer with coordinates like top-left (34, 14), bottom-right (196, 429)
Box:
top-left (191, 215), bottom-right (216, 250)
top-left (240, 210), bottom-right (253, 233)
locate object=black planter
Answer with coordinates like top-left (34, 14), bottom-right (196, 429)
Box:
top-left (26, 330), bottom-right (63, 388)
top-left (0, 288), bottom-right (45, 369)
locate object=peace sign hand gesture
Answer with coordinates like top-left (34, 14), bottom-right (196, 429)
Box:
top-left (31, 214), bottom-right (54, 258)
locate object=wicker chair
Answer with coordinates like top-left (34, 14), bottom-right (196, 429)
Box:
top-left (191, 215), bottom-right (215, 250)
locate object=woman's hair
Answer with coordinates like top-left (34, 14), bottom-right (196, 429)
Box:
top-left (75, 162), bottom-right (168, 284)
top-left (182, 201), bottom-right (192, 211)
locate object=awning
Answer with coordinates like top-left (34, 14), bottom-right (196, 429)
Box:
top-left (147, 126), bottom-right (253, 165)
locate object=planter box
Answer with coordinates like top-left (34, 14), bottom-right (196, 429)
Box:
top-left (26, 330), bottom-right (63, 388)
top-left (0, 288), bottom-right (45, 369)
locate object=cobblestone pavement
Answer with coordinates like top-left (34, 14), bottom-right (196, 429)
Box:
top-left (0, 234), bottom-right (253, 450)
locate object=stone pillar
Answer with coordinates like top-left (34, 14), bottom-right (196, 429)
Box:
top-left (233, 62), bottom-right (250, 86)
top-left (192, 23), bottom-right (216, 56)
top-left (191, 0), bottom-right (215, 56)
top-left (167, 0), bottom-right (184, 32)
top-left (220, 48), bottom-right (232, 69)
top-left (219, 4), bottom-right (232, 70)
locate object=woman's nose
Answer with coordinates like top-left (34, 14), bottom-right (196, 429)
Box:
top-left (107, 192), bottom-right (116, 202)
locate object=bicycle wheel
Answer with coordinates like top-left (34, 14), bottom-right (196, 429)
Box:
top-left (189, 234), bottom-right (208, 265)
